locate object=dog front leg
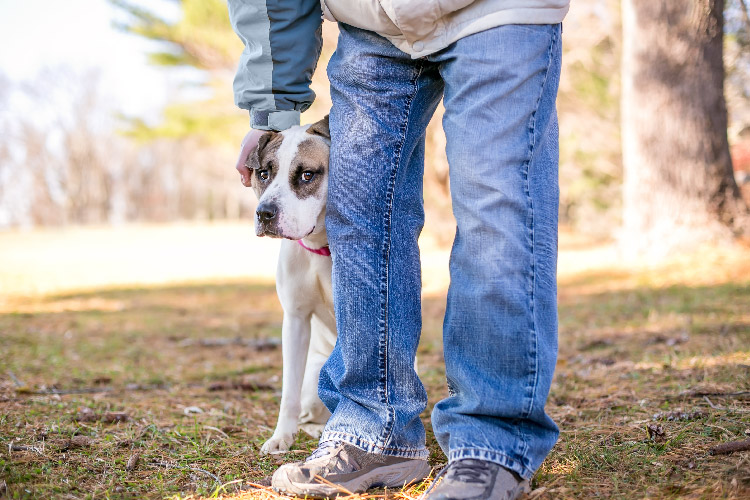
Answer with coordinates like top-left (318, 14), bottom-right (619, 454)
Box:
top-left (260, 312), bottom-right (311, 454)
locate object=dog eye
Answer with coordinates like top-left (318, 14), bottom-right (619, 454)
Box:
top-left (258, 169), bottom-right (270, 181)
top-left (301, 171), bottom-right (315, 182)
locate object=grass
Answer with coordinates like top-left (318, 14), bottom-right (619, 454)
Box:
top-left (1, 224), bottom-right (749, 499)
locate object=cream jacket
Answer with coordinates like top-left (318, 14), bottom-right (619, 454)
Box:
top-left (321, 0), bottom-right (570, 57)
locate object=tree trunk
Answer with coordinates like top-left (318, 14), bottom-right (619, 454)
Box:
top-left (621, 0), bottom-right (749, 258)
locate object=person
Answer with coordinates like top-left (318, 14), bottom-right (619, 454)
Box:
top-left (228, 1), bottom-right (569, 499)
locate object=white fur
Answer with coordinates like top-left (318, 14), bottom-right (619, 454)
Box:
top-left (254, 124), bottom-right (337, 454)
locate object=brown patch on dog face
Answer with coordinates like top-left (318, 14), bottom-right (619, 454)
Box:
top-left (288, 137), bottom-right (329, 200)
top-left (248, 132), bottom-right (284, 198)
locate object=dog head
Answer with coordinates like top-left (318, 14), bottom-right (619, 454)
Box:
top-left (246, 116), bottom-right (330, 240)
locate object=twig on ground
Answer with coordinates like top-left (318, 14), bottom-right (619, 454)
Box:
top-left (211, 478), bottom-right (246, 496)
top-left (17, 383), bottom-right (170, 395)
top-left (206, 380), bottom-right (274, 392)
top-left (674, 390), bottom-right (750, 399)
top-left (8, 441), bottom-right (45, 455)
top-left (178, 337), bottom-right (281, 350)
top-left (18, 386), bottom-right (114, 395)
top-left (203, 425), bottom-right (229, 439)
top-left (242, 479), bottom-right (273, 490)
top-left (704, 423), bottom-right (735, 438)
top-left (701, 396), bottom-right (750, 413)
top-left (6, 371), bottom-right (25, 388)
top-left (709, 439), bottom-right (750, 456)
top-left (704, 396), bottom-right (721, 409)
top-left (526, 487), bottom-right (549, 499)
top-left (147, 460), bottom-right (221, 485)
top-left (314, 474), bottom-right (355, 496)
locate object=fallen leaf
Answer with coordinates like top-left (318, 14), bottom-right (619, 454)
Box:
top-left (67, 435), bottom-right (94, 448)
top-left (126, 452), bottom-right (140, 471)
top-left (74, 407), bottom-right (98, 422)
top-left (183, 406), bottom-right (204, 415)
top-left (647, 423), bottom-right (667, 442)
top-left (101, 412), bottom-right (130, 423)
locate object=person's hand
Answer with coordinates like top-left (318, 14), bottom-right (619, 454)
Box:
top-left (236, 129), bottom-right (265, 187)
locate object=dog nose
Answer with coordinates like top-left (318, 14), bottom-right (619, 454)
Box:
top-left (256, 204), bottom-right (277, 223)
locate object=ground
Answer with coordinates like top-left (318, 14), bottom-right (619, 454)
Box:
top-left (1, 223), bottom-right (749, 499)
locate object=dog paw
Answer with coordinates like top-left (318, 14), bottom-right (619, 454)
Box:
top-left (260, 434), bottom-right (295, 455)
top-left (298, 422), bottom-right (326, 438)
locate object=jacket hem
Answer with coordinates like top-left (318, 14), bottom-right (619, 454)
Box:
top-left (386, 7), bottom-right (569, 58)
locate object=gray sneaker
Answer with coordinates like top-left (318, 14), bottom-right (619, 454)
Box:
top-left (271, 441), bottom-right (431, 497)
top-left (422, 459), bottom-right (530, 500)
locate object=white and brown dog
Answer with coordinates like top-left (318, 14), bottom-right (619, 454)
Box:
top-left (246, 116), bottom-right (336, 454)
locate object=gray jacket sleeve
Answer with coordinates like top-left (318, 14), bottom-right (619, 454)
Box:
top-left (228, 0), bottom-right (323, 131)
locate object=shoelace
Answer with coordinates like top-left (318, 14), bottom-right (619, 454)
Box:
top-left (306, 441), bottom-right (339, 462)
top-left (444, 459), bottom-right (493, 484)
top-left (419, 460), bottom-right (493, 500)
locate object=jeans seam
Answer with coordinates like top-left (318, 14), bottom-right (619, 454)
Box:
top-left (379, 60), bottom-right (425, 448)
top-left (449, 447), bottom-right (535, 480)
top-left (521, 26), bottom-right (558, 424)
top-left (322, 431), bottom-right (429, 459)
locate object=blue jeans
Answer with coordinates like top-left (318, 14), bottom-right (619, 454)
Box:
top-left (319, 22), bottom-right (562, 480)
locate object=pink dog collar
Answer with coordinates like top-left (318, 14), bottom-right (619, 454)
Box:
top-left (297, 239), bottom-right (331, 257)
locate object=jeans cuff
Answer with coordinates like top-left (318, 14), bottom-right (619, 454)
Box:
top-left (321, 431), bottom-right (429, 460)
top-left (449, 447), bottom-right (534, 480)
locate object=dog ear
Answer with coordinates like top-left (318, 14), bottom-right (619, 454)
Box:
top-left (306, 115), bottom-right (330, 140)
top-left (247, 131), bottom-right (276, 176)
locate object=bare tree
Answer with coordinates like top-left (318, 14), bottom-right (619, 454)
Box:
top-left (621, 0), bottom-right (750, 257)
top-left (0, 67), bottom-right (250, 228)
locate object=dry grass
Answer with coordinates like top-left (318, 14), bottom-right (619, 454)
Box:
top-left (1, 224), bottom-right (749, 499)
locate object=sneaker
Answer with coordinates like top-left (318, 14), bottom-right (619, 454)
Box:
top-left (271, 441), bottom-right (431, 497)
top-left (421, 459), bottom-right (530, 500)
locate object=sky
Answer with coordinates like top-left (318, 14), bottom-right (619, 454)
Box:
top-left (0, 0), bottom-right (184, 121)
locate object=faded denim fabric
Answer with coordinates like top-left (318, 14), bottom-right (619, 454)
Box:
top-left (319, 22), bottom-right (562, 480)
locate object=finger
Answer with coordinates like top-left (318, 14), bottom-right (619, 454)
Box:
top-left (236, 130), bottom-right (264, 187)
top-left (235, 130), bottom-right (262, 172)
top-left (238, 165), bottom-right (252, 187)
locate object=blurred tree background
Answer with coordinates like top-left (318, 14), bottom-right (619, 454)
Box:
top-left (1, 0), bottom-right (749, 253)
top-left (621, 0), bottom-right (749, 257)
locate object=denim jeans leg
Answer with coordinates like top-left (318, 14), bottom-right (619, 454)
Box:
top-left (429, 24), bottom-right (563, 479)
top-left (319, 24), bottom-right (443, 458)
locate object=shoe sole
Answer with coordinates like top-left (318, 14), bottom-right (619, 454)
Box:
top-left (273, 459), bottom-right (431, 498)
